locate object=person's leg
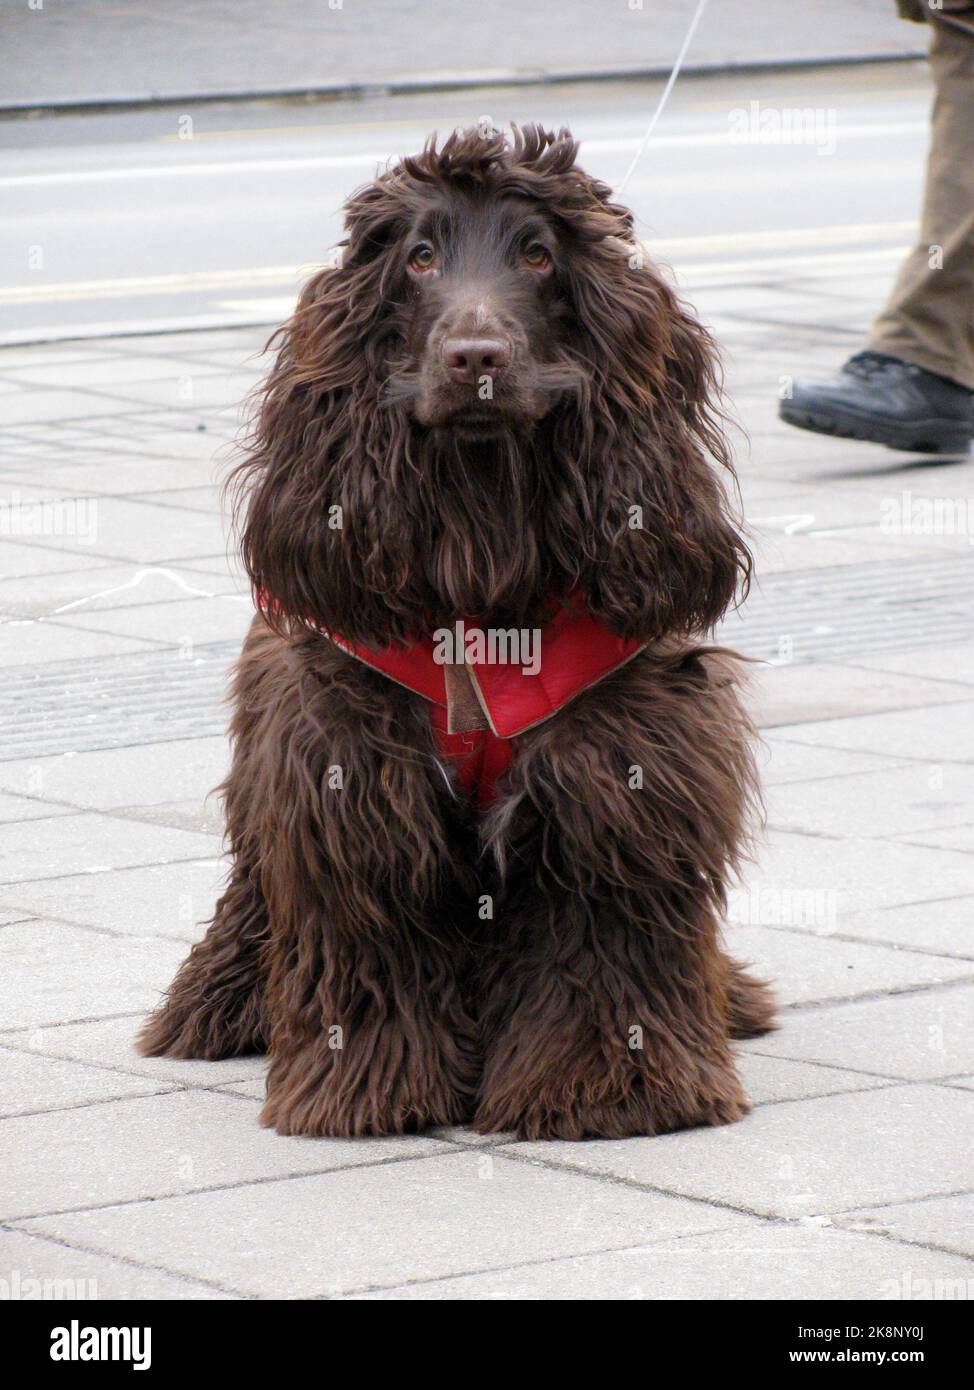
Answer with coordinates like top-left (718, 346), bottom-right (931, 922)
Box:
top-left (868, 17), bottom-right (974, 390)
top-left (779, 17), bottom-right (974, 453)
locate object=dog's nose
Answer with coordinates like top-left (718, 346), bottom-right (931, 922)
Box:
top-left (441, 337), bottom-right (511, 385)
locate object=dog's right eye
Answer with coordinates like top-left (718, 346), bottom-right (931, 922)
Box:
top-left (408, 243), bottom-right (438, 273)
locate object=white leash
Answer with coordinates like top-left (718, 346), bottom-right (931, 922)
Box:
top-left (615, 0), bottom-right (711, 197)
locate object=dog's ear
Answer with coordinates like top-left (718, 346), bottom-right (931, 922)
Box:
top-left (229, 208), bottom-right (419, 644)
top-left (554, 233), bottom-right (750, 642)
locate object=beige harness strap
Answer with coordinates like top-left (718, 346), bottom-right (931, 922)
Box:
top-left (443, 661), bottom-right (491, 734)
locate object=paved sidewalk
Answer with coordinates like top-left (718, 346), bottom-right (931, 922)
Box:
top-left (0, 0), bottom-right (923, 111)
top-left (1, 256), bottom-right (973, 1297)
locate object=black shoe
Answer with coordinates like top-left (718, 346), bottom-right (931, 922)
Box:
top-left (779, 351), bottom-right (974, 454)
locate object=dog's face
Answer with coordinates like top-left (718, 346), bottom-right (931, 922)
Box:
top-left (394, 188), bottom-right (572, 436)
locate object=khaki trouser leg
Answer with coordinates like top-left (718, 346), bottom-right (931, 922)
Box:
top-left (867, 18), bottom-right (974, 390)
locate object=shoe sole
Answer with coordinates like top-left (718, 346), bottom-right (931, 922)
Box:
top-left (779, 401), bottom-right (971, 456)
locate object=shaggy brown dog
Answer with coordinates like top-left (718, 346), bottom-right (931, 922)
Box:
top-left (138, 124), bottom-right (775, 1139)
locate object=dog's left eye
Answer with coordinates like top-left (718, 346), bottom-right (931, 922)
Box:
top-left (408, 243), bottom-right (438, 273)
top-left (520, 243), bottom-right (552, 271)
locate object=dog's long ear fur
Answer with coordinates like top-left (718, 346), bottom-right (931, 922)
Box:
top-left (547, 207), bottom-right (750, 641)
top-left (229, 176), bottom-right (430, 646)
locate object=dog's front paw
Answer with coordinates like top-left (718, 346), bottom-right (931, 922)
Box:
top-left (473, 1037), bottom-right (749, 1141)
top-left (261, 1023), bottom-right (479, 1137)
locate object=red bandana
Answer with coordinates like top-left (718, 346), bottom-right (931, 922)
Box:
top-left (257, 592), bottom-right (643, 814)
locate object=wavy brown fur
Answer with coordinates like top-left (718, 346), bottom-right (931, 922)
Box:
top-left (138, 124), bottom-right (775, 1139)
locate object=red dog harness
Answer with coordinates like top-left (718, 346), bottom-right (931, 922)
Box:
top-left (259, 593), bottom-right (643, 815)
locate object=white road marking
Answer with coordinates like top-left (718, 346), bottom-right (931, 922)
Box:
top-left (649, 220), bottom-right (916, 255)
top-left (0, 121), bottom-right (927, 189)
top-left (0, 312), bottom-right (279, 347)
top-left (0, 151), bottom-right (390, 189)
top-left (675, 245), bottom-right (908, 279)
top-left (0, 265), bottom-right (309, 305)
top-left (213, 296), bottom-right (296, 316)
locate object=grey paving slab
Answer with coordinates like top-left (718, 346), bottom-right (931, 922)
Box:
top-left (743, 479), bottom-right (974, 530)
top-left (770, 702), bottom-right (974, 765)
top-left (838, 898), bottom-right (974, 960)
top-left (740, 479), bottom-right (888, 520)
top-left (722, 923), bottom-right (972, 1007)
top-left (133, 485), bottom-right (224, 514)
top-left (0, 812), bottom-right (218, 885)
top-left (759, 737), bottom-right (901, 786)
top-left (851, 644), bottom-right (974, 687)
top-left (179, 552), bottom-right (248, 580)
top-left (742, 432), bottom-right (875, 469)
top-left (106, 414), bottom-right (239, 444)
top-left (739, 830), bottom-right (974, 917)
top-left (834, 1194), bottom-right (974, 1259)
top-left (173, 332), bottom-right (269, 356)
top-left (348, 1221), bottom-right (974, 1301)
top-left (106, 378), bottom-right (249, 413)
top-left (0, 540), bottom-right (111, 580)
top-left (210, 1077), bottom-right (267, 1102)
top-left (766, 763), bottom-right (974, 840)
top-left (0, 857), bottom-right (226, 941)
top-left (0, 477), bottom-right (103, 510)
top-left (0, 454), bottom-right (228, 497)
top-left (736, 1052), bottom-right (890, 1106)
top-left (0, 1228), bottom-right (237, 1300)
top-left (0, 1044), bottom-right (175, 1117)
top-left (897, 824), bottom-right (974, 855)
top-left (752, 529), bottom-right (919, 575)
top-left (116, 799), bottom-right (224, 836)
top-left (3, 1015), bottom-right (267, 1089)
top-left (0, 390), bottom-right (94, 426)
top-left (753, 662), bottom-right (974, 729)
top-left (722, 570), bottom-right (974, 671)
top-left (0, 355), bottom-right (236, 389)
top-left (14, 497), bottom-right (229, 565)
top-left (0, 792), bottom-right (75, 824)
top-left (0, 348), bottom-right (112, 371)
top-left (0, 737), bottom-right (230, 811)
top-left (0, 620), bottom-right (160, 667)
top-left (57, 594), bottom-right (253, 647)
top-left (3, 1090), bottom-right (450, 1221)
top-left (428, 1125), bottom-right (512, 1147)
top-left (0, 919), bottom-right (188, 1029)
top-left (755, 983), bottom-right (974, 1080)
top-left (737, 475), bottom-right (819, 503)
top-left (503, 1085), bottom-right (974, 1220)
top-left (835, 524), bottom-right (974, 557)
top-left (18, 1151), bottom-right (745, 1297)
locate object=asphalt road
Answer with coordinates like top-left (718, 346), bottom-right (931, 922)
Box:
top-left (0, 60), bottom-right (932, 344)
